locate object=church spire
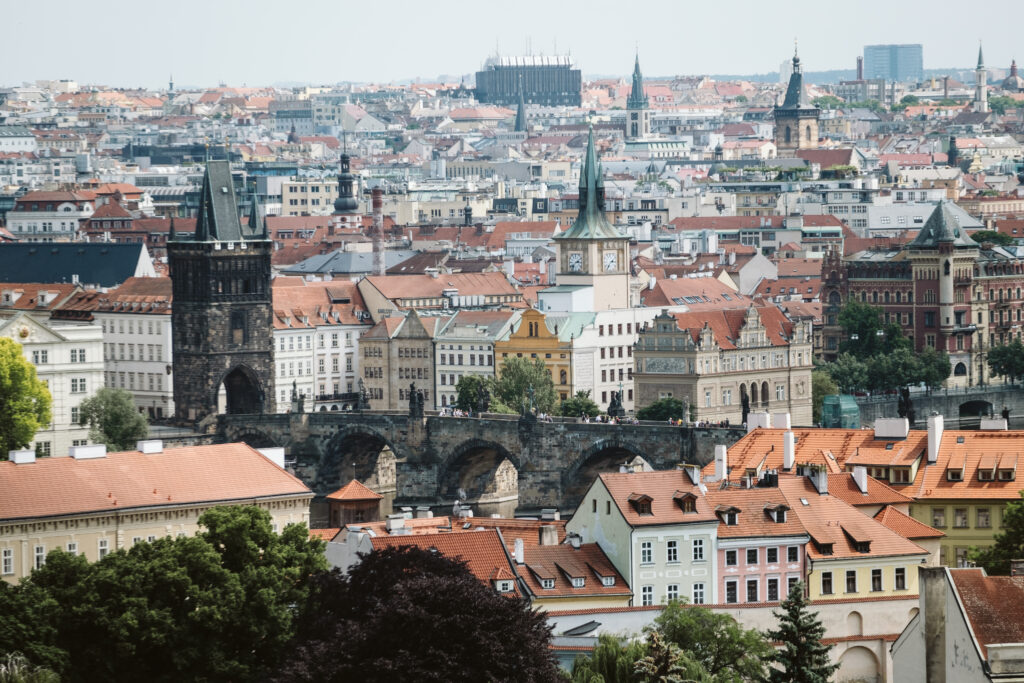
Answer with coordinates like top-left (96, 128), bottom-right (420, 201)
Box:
top-left (248, 189), bottom-right (267, 238)
top-left (514, 75), bottom-right (527, 133)
top-left (554, 127), bottom-right (622, 240)
top-left (627, 52), bottom-right (648, 109)
top-left (977, 41), bottom-right (985, 69)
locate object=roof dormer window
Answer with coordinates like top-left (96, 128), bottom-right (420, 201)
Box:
top-left (628, 493), bottom-right (653, 515)
top-left (601, 576), bottom-right (615, 587)
top-left (999, 469), bottom-right (1016, 481)
top-left (947, 468), bottom-right (963, 481)
top-left (717, 505), bottom-right (740, 525)
top-left (495, 580), bottom-right (514, 593)
top-left (571, 577), bottom-right (585, 588)
top-left (673, 490), bottom-right (697, 513)
top-left (541, 578), bottom-right (555, 589)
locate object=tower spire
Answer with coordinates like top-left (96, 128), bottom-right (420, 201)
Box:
top-left (977, 41), bottom-right (985, 69)
top-left (514, 75), bottom-right (527, 133)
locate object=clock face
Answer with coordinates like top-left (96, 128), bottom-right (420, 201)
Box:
top-left (603, 251), bottom-right (617, 272)
top-left (568, 252), bottom-right (583, 272)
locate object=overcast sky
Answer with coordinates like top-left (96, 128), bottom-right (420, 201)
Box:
top-left (3, 0), bottom-right (1019, 89)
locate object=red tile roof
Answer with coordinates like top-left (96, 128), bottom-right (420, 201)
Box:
top-left (951, 569), bottom-right (1024, 658)
top-left (326, 479), bottom-right (382, 501)
top-left (599, 470), bottom-right (716, 527)
top-left (668, 305), bottom-right (795, 350)
top-left (873, 505), bottom-right (944, 539)
top-left (0, 443), bottom-right (311, 521)
top-left (706, 487), bottom-right (808, 539)
top-left (309, 528), bottom-right (341, 542)
top-left (827, 472), bottom-right (914, 508)
top-left (520, 544), bottom-right (631, 598)
top-left (907, 430), bottom-right (1024, 501)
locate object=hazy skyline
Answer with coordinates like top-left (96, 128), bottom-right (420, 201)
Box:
top-left (3, 0), bottom-right (1020, 89)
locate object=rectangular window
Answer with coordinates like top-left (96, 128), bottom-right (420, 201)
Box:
top-left (66, 542), bottom-right (77, 556)
top-left (98, 539), bottom-right (109, 559)
top-left (821, 571), bottom-right (833, 595)
top-left (871, 569), bottom-right (883, 592)
top-left (640, 541), bottom-right (652, 564)
top-left (746, 548), bottom-right (758, 565)
top-left (725, 580), bottom-right (738, 604)
top-left (34, 545), bottom-right (45, 570)
top-left (746, 579), bottom-right (758, 602)
top-left (767, 547), bottom-right (778, 564)
top-left (932, 508), bottom-right (946, 528)
top-left (692, 582), bottom-right (705, 604)
top-left (641, 585), bottom-right (653, 606)
top-left (1, 548), bottom-right (12, 575)
top-left (32, 350), bottom-right (48, 364)
top-left (725, 549), bottom-right (737, 566)
top-left (895, 567), bottom-right (907, 591)
top-left (954, 508), bottom-right (968, 528)
top-left (692, 539), bottom-right (704, 562)
top-left (846, 570), bottom-right (857, 593)
top-left (788, 546), bottom-right (798, 563)
top-left (666, 584), bottom-right (679, 603)
top-left (767, 577), bottom-right (780, 601)
top-left (666, 540), bottom-right (678, 563)
top-left (977, 508), bottom-right (991, 528)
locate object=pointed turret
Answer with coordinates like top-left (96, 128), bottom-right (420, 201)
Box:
top-left (248, 190), bottom-right (267, 238)
top-left (554, 128), bottom-right (623, 241)
top-left (333, 145), bottom-right (359, 215)
top-left (627, 53), bottom-right (649, 109)
top-left (192, 160), bottom-right (247, 242)
top-left (514, 80), bottom-right (527, 133)
top-left (977, 43), bottom-right (985, 69)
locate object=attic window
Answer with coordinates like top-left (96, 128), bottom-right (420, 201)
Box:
top-left (957, 436), bottom-right (965, 444)
top-left (541, 578), bottom-right (555, 589)
top-left (999, 469), bottom-right (1016, 481)
top-left (601, 576), bottom-right (615, 587)
top-left (571, 577), bottom-right (585, 588)
top-left (495, 580), bottom-right (514, 593)
top-left (816, 542), bottom-right (833, 556)
top-left (628, 493), bottom-right (653, 515)
top-left (947, 469), bottom-right (963, 482)
top-left (855, 541), bottom-right (871, 553)
top-left (673, 491), bottom-right (697, 513)
top-left (979, 469), bottom-right (994, 481)
top-left (885, 443), bottom-right (894, 450)
top-left (723, 511), bottom-right (738, 526)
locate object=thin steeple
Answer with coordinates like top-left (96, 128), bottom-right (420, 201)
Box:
top-left (627, 52), bottom-right (648, 109)
top-left (977, 41), bottom-right (985, 69)
top-left (248, 189), bottom-right (267, 238)
top-left (514, 75), bottom-right (527, 133)
top-left (554, 127), bottom-right (623, 241)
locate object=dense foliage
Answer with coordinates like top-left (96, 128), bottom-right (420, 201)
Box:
top-left (272, 546), bottom-right (560, 682)
top-left (763, 583), bottom-right (838, 683)
top-left (636, 397), bottom-right (685, 422)
top-left (0, 506), bottom-right (325, 682)
top-left (560, 390), bottom-right (601, 418)
top-left (0, 338), bottom-right (51, 459)
top-left (987, 340), bottom-right (1024, 384)
top-left (811, 370), bottom-right (838, 424)
top-left (77, 388), bottom-right (149, 451)
top-left (971, 492), bottom-right (1024, 575)
top-left (491, 356), bottom-right (558, 414)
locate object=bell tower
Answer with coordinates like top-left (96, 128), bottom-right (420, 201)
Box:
top-left (774, 44), bottom-right (820, 153)
top-left (168, 160), bottom-right (274, 422)
top-left (626, 53), bottom-right (651, 140)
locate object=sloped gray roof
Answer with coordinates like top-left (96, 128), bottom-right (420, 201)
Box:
top-left (0, 243), bottom-right (147, 287)
top-left (909, 201), bottom-right (979, 249)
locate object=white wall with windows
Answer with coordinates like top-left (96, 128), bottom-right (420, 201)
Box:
top-left (97, 311), bottom-right (173, 419)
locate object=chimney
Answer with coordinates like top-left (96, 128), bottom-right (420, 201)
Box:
top-left (513, 537), bottom-right (525, 564)
top-left (9, 449), bottom-right (35, 464)
top-left (728, 251), bottom-right (736, 265)
top-left (783, 431), bottom-right (795, 470)
top-left (539, 525), bottom-right (558, 546)
top-left (136, 439), bottom-right (163, 454)
top-left (713, 444), bottom-right (728, 482)
top-left (371, 188), bottom-right (385, 277)
top-left (853, 465), bottom-right (869, 494)
top-left (873, 417), bottom-right (909, 440)
top-left (809, 467), bottom-right (828, 495)
top-left (385, 513), bottom-right (405, 531)
top-left (856, 56), bottom-right (864, 81)
top-left (415, 506), bottom-right (433, 518)
top-left (70, 444), bottom-right (106, 460)
top-left (927, 414), bottom-right (944, 464)
top-left (772, 412), bottom-right (791, 429)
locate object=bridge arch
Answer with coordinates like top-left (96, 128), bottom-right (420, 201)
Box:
top-left (563, 438), bottom-right (649, 510)
top-left (959, 399), bottom-right (994, 427)
top-left (229, 428), bottom-right (279, 449)
top-left (319, 426), bottom-right (400, 502)
top-left (439, 439), bottom-right (521, 510)
top-left (215, 364), bottom-right (265, 415)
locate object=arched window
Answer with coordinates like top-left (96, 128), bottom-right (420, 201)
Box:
top-left (884, 292), bottom-right (890, 303)
top-left (784, 126), bottom-right (791, 143)
top-left (805, 125), bottom-right (811, 141)
top-left (954, 362), bottom-right (967, 376)
top-left (872, 291), bottom-right (878, 303)
top-left (559, 369), bottom-right (567, 385)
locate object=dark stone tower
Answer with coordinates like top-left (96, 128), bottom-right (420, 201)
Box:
top-left (168, 160), bottom-right (273, 422)
top-left (774, 45), bottom-right (820, 153)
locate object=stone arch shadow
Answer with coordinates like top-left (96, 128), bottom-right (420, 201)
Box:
top-left (227, 427), bottom-right (280, 450)
top-left (835, 644), bottom-right (880, 683)
top-left (959, 399), bottom-right (994, 427)
top-left (438, 439), bottom-right (522, 503)
top-left (318, 425), bottom-right (403, 499)
top-left (562, 438), bottom-right (648, 511)
top-left (214, 363), bottom-right (266, 415)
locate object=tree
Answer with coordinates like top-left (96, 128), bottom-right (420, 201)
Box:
top-left (0, 338), bottom-right (51, 459)
top-left (634, 630), bottom-right (711, 683)
top-left (916, 346), bottom-right (951, 391)
top-left (824, 354), bottom-right (866, 394)
top-left (653, 601), bottom-right (772, 681)
top-left (988, 340), bottom-right (1024, 384)
top-left (273, 546), bottom-right (560, 682)
top-left (636, 397), bottom-right (685, 422)
top-left (988, 95), bottom-right (1019, 115)
top-left (811, 371), bottom-right (839, 424)
top-left (77, 388), bottom-right (148, 452)
top-left (970, 230), bottom-right (1014, 246)
top-left (810, 95), bottom-right (843, 110)
top-left (454, 374), bottom-right (487, 412)
top-left (0, 654), bottom-right (59, 683)
top-left (491, 356), bottom-right (558, 414)
top-left (0, 506), bottom-right (325, 682)
top-left (561, 390), bottom-right (601, 418)
top-left (734, 95), bottom-right (748, 103)
top-left (836, 300), bottom-right (885, 358)
top-left (971, 491), bottom-right (1024, 575)
top-left (764, 583), bottom-right (839, 683)
top-left (570, 634), bottom-right (648, 683)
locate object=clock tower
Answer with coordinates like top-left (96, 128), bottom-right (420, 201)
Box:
top-left (552, 126), bottom-right (630, 310)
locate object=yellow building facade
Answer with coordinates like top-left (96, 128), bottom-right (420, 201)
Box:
top-left (494, 308), bottom-right (573, 401)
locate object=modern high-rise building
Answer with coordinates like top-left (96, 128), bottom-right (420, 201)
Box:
top-left (863, 44), bottom-right (924, 82)
top-left (474, 56), bottom-right (581, 107)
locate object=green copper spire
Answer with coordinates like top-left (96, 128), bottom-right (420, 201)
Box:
top-left (977, 42), bottom-right (985, 69)
top-left (627, 52), bottom-right (649, 109)
top-left (555, 127), bottom-right (624, 241)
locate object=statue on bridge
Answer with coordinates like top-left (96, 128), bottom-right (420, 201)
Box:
top-left (290, 380), bottom-right (304, 413)
top-left (476, 382), bottom-right (491, 414)
top-left (741, 394), bottom-right (750, 425)
top-left (607, 391), bottom-right (625, 419)
top-left (408, 382), bottom-right (424, 418)
top-left (356, 379), bottom-right (371, 411)
top-left (897, 387), bottom-right (916, 426)
top-left (521, 384), bottom-right (537, 422)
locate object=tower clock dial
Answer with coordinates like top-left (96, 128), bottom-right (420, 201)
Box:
top-left (568, 252), bottom-right (583, 272)
top-left (603, 251), bottom-right (617, 272)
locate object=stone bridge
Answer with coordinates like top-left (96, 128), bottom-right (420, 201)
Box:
top-left (216, 411), bottom-right (745, 515)
top-left (854, 384), bottom-right (1024, 427)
